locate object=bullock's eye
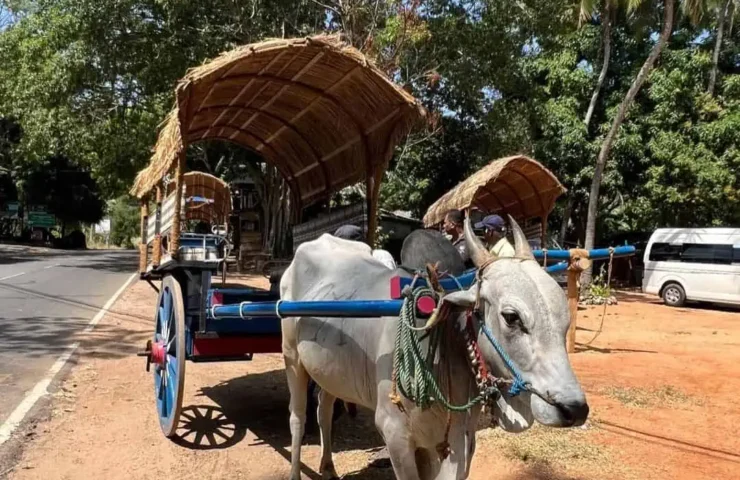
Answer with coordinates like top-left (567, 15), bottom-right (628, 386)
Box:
top-left (500, 308), bottom-right (527, 332)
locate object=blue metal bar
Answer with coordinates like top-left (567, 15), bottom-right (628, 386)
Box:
top-left (546, 262), bottom-right (569, 273)
top-left (532, 245), bottom-right (636, 261)
top-left (211, 299), bottom-right (406, 319)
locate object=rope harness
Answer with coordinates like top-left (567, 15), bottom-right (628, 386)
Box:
top-left (389, 260), bottom-right (533, 415)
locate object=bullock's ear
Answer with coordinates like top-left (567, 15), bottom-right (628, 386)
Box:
top-left (441, 284), bottom-right (478, 308)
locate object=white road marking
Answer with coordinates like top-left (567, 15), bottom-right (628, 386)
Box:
top-left (0, 272), bottom-right (26, 282)
top-left (0, 272), bottom-right (137, 446)
top-left (42, 264), bottom-right (60, 269)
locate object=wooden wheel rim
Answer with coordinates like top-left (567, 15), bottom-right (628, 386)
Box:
top-left (153, 275), bottom-right (186, 437)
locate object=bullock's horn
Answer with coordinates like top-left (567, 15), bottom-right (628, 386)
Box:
top-left (464, 215), bottom-right (495, 268)
top-left (508, 215), bottom-right (534, 260)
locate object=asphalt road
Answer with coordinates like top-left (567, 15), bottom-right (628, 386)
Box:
top-left (0, 245), bottom-right (137, 437)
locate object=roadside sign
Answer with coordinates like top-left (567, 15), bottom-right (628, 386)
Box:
top-left (28, 211), bottom-right (56, 228)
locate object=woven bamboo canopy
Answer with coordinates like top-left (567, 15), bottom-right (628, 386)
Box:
top-left (423, 155), bottom-right (566, 227)
top-left (130, 35), bottom-right (425, 208)
top-left (182, 171), bottom-right (232, 224)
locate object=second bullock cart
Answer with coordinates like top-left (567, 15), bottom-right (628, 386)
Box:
top-left (132, 35), bottom-right (634, 439)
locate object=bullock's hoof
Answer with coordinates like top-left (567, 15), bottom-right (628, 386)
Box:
top-left (320, 460), bottom-right (339, 480)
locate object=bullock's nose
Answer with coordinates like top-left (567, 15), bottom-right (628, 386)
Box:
top-left (557, 400), bottom-right (589, 427)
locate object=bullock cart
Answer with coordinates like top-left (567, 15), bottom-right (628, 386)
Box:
top-left (423, 156), bottom-right (637, 352)
top-left (130, 35), bottom-right (428, 437)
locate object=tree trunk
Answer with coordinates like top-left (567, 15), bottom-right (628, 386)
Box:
top-left (708, 0), bottom-right (731, 96)
top-left (559, 194), bottom-right (575, 247)
top-left (583, 0), bottom-right (675, 285)
top-left (584, 0), bottom-right (613, 129)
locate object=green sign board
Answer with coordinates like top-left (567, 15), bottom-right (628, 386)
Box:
top-left (28, 211), bottom-right (56, 228)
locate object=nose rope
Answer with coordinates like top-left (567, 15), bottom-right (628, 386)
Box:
top-left (471, 310), bottom-right (528, 396)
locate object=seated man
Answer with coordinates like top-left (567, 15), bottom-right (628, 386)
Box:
top-left (475, 214), bottom-right (515, 257)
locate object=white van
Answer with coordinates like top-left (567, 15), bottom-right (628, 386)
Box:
top-left (642, 228), bottom-right (740, 307)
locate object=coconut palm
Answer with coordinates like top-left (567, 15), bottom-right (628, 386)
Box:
top-left (582, 0), bottom-right (678, 284)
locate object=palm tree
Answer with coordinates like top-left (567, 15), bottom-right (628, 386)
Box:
top-left (708, 0), bottom-right (734, 95)
top-left (582, 0), bottom-right (677, 284)
top-left (582, 0), bottom-right (615, 129)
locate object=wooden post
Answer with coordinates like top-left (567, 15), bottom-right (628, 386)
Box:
top-left (365, 173), bottom-right (378, 247)
top-left (139, 198), bottom-right (149, 274)
top-left (152, 184), bottom-right (163, 265)
top-left (541, 214), bottom-right (548, 248)
top-left (169, 153), bottom-right (185, 257)
top-left (566, 249), bottom-right (592, 353)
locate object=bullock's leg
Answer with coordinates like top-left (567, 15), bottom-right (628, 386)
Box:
top-left (317, 389), bottom-right (339, 480)
top-left (435, 408), bottom-right (481, 480)
top-left (285, 358), bottom-right (310, 480)
top-left (374, 409), bottom-right (422, 480)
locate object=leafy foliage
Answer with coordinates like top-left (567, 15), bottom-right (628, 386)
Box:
top-left (108, 195), bottom-right (139, 248)
top-left (0, 0), bottom-right (737, 247)
top-left (21, 154), bottom-right (105, 232)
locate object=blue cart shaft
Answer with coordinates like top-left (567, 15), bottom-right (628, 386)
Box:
top-left (210, 299), bottom-right (407, 319)
top-left (532, 245), bottom-right (636, 261)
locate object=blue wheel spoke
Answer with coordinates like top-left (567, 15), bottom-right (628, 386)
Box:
top-left (158, 306), bottom-right (166, 331)
top-left (163, 289), bottom-right (172, 322)
top-left (167, 355), bottom-right (178, 377)
top-left (165, 374), bottom-right (175, 417)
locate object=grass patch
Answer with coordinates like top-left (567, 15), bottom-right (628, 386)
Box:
top-left (598, 385), bottom-right (703, 408)
top-left (481, 424), bottom-right (605, 465)
top-left (478, 423), bottom-right (635, 478)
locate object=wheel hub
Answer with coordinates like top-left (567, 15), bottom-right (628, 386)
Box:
top-left (151, 340), bottom-right (167, 366)
top-left (137, 339), bottom-right (167, 372)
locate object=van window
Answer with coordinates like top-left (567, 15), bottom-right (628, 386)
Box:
top-left (681, 243), bottom-right (732, 264)
top-left (648, 243), bottom-right (681, 261)
top-left (649, 242), bottom-right (735, 264)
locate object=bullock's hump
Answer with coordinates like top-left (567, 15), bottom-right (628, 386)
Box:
top-left (400, 229), bottom-right (465, 276)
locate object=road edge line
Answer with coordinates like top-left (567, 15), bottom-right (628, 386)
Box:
top-left (0, 272), bottom-right (138, 446)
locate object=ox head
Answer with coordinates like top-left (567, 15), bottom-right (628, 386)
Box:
top-left (443, 216), bottom-right (588, 431)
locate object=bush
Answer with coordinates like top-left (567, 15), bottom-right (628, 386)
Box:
top-left (109, 196), bottom-right (140, 249)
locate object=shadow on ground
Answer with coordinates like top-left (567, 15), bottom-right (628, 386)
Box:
top-left (175, 368), bottom-right (390, 479)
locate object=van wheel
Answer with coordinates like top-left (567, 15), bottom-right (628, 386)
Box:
top-left (662, 283), bottom-right (686, 307)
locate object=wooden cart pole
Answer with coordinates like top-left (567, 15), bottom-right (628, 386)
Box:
top-left (152, 184), bottom-right (163, 266)
top-left (365, 173), bottom-right (378, 248)
top-left (566, 249), bottom-right (591, 353)
top-left (169, 152), bottom-right (185, 257)
top-left (139, 197), bottom-right (149, 274)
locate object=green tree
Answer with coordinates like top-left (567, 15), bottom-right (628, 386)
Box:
top-left (23, 154), bottom-right (105, 235)
top-left (108, 195), bottom-right (139, 248)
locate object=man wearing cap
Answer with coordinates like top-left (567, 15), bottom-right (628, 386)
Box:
top-left (475, 214), bottom-right (515, 257)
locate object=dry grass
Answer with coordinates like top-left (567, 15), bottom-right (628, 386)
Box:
top-left (598, 385), bottom-right (703, 409)
top-left (476, 413), bottom-right (636, 479)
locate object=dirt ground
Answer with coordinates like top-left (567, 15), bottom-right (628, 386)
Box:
top-left (3, 275), bottom-right (740, 480)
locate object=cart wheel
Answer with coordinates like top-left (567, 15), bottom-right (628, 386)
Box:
top-left (152, 275), bottom-right (186, 437)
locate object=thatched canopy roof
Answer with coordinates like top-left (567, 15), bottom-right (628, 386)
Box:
top-left (182, 171), bottom-right (232, 222)
top-left (130, 35), bottom-right (425, 205)
top-left (423, 155), bottom-right (565, 227)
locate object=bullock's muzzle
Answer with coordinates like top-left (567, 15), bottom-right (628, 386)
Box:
top-left (554, 400), bottom-right (589, 427)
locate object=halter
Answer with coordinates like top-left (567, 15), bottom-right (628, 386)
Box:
top-left (468, 255), bottom-right (559, 406)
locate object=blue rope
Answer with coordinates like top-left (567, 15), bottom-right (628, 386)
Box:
top-left (479, 322), bottom-right (528, 396)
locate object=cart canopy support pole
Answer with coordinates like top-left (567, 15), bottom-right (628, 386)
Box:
top-left (139, 197), bottom-right (149, 274)
top-left (170, 151), bottom-right (185, 257)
